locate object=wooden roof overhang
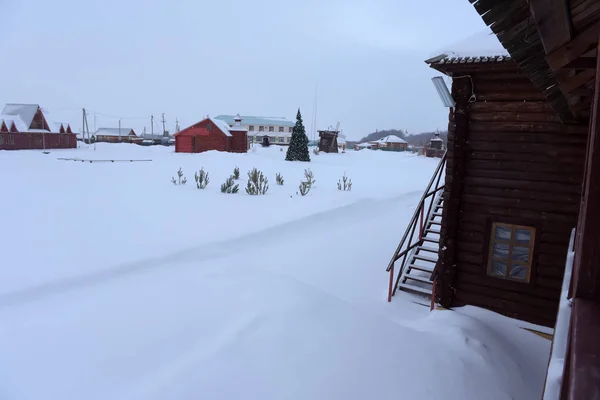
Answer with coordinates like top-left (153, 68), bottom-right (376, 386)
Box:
top-left (469, 0), bottom-right (600, 122)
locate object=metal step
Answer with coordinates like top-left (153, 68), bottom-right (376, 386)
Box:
top-left (432, 212), bottom-right (443, 217)
top-left (421, 237), bottom-right (439, 244)
top-left (429, 221), bottom-right (441, 226)
top-left (407, 263), bottom-right (434, 273)
top-left (418, 246), bottom-right (439, 253)
top-left (414, 254), bottom-right (438, 264)
top-left (404, 274), bottom-right (433, 284)
top-left (424, 228), bottom-right (441, 235)
top-left (397, 282), bottom-right (432, 296)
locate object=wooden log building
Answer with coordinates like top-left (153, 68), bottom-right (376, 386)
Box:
top-left (419, 1), bottom-right (600, 398)
top-left (175, 114), bottom-right (248, 154)
top-left (0, 104), bottom-right (77, 150)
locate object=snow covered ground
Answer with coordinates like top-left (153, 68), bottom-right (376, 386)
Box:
top-left (0, 144), bottom-right (551, 400)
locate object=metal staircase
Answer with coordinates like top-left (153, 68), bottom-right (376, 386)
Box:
top-left (387, 151), bottom-right (446, 302)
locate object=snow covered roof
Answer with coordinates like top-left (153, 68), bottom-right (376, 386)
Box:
top-left (0, 115), bottom-right (27, 132)
top-left (229, 113), bottom-right (248, 132)
top-left (94, 127), bottom-right (136, 137)
top-left (378, 135), bottom-right (407, 144)
top-left (215, 115), bottom-right (294, 127)
top-left (425, 28), bottom-right (511, 65)
top-left (2, 104), bottom-right (40, 128)
top-left (209, 117), bottom-right (233, 137)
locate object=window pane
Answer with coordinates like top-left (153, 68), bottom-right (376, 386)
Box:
top-left (510, 264), bottom-right (528, 280)
top-left (493, 243), bottom-right (510, 258)
top-left (490, 260), bottom-right (507, 277)
top-left (515, 229), bottom-right (532, 244)
top-left (494, 225), bottom-right (511, 241)
top-left (511, 246), bottom-right (530, 262)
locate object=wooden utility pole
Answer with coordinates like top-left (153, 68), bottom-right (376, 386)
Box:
top-left (151, 115), bottom-right (154, 135)
top-left (119, 118), bottom-right (121, 137)
top-left (175, 118), bottom-right (180, 133)
top-left (161, 113), bottom-right (167, 136)
top-left (82, 108), bottom-right (91, 143)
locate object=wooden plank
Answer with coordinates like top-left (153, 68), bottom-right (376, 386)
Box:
top-left (469, 121), bottom-right (588, 134)
top-left (454, 291), bottom-right (557, 327)
top-left (566, 298), bottom-right (600, 398)
top-left (474, 91), bottom-right (547, 102)
top-left (460, 203), bottom-right (577, 224)
top-left (560, 68), bottom-right (596, 93)
top-left (462, 176), bottom-right (582, 194)
top-left (461, 193), bottom-right (580, 214)
top-left (466, 150), bottom-right (585, 165)
top-left (457, 280), bottom-right (560, 310)
top-left (572, 37), bottom-right (600, 300)
top-left (469, 112), bottom-right (561, 123)
top-left (469, 101), bottom-right (555, 113)
top-left (435, 77), bottom-right (472, 307)
top-left (546, 20), bottom-right (600, 70)
top-left (466, 159), bottom-right (584, 175)
top-left (467, 140), bottom-right (587, 156)
top-left (564, 56), bottom-right (598, 69)
top-left (467, 130), bottom-right (588, 145)
top-left (463, 185), bottom-right (579, 204)
top-left (529, 0), bottom-right (572, 53)
top-left (464, 168), bottom-right (583, 185)
top-left (457, 271), bottom-right (562, 301)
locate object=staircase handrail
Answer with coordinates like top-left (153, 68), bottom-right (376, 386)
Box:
top-left (387, 151), bottom-right (447, 301)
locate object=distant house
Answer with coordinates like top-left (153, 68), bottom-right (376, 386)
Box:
top-left (0, 103), bottom-right (77, 150)
top-left (377, 135), bottom-right (408, 151)
top-left (92, 127), bottom-right (139, 143)
top-left (175, 114), bottom-right (247, 153)
top-left (215, 115), bottom-right (294, 146)
top-left (318, 129), bottom-right (339, 153)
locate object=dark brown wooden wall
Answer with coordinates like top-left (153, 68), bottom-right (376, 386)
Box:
top-left (440, 64), bottom-right (588, 327)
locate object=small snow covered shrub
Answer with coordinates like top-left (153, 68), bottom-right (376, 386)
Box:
top-left (221, 175), bottom-right (239, 194)
top-left (337, 173), bottom-right (352, 191)
top-left (298, 181), bottom-right (311, 196)
top-left (172, 167), bottom-right (187, 185)
top-left (246, 167), bottom-right (269, 195)
top-left (303, 168), bottom-right (315, 188)
top-left (194, 168), bottom-right (210, 189)
top-left (233, 166), bottom-right (240, 180)
top-left (276, 173), bottom-right (284, 185)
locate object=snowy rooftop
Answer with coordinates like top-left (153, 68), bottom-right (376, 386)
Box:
top-left (216, 115), bottom-right (295, 127)
top-left (2, 104), bottom-right (40, 128)
top-left (210, 117), bottom-right (233, 137)
top-left (426, 28), bottom-right (510, 64)
top-left (378, 135), bottom-right (407, 144)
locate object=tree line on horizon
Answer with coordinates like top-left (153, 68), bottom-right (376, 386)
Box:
top-left (349, 129), bottom-right (448, 146)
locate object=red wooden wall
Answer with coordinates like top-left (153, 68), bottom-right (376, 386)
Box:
top-left (175, 119), bottom-right (242, 153)
top-left (0, 133), bottom-right (77, 150)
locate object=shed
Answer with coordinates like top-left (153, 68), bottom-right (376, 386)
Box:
top-left (175, 115), bottom-right (247, 154)
top-left (377, 135), bottom-right (408, 151)
top-left (422, 30), bottom-right (590, 329)
top-left (93, 128), bottom-right (139, 143)
top-left (318, 129), bottom-right (339, 153)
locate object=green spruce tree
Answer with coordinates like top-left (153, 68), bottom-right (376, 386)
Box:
top-left (285, 108), bottom-right (311, 162)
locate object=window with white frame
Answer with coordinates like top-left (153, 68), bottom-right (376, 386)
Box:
top-left (249, 125), bottom-right (254, 131)
top-left (259, 126), bottom-right (264, 132)
top-left (279, 126), bottom-right (284, 132)
top-left (269, 126), bottom-right (274, 132)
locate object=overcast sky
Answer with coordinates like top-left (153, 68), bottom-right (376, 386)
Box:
top-left (1, 0), bottom-right (489, 140)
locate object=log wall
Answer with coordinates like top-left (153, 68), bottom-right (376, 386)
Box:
top-left (438, 64), bottom-right (588, 327)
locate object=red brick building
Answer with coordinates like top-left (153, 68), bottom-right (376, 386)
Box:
top-left (0, 104), bottom-right (77, 150)
top-left (175, 114), bottom-right (248, 153)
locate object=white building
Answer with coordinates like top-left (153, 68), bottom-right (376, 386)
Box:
top-left (215, 115), bottom-right (295, 145)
